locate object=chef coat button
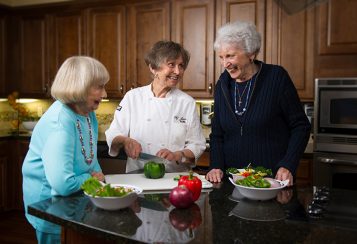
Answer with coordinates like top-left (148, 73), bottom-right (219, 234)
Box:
top-left (149, 98), bottom-right (152, 101)
top-left (147, 143), bottom-right (151, 145)
top-left (147, 118), bottom-right (151, 122)
top-left (165, 121), bottom-right (168, 124)
top-left (161, 144), bottom-right (165, 147)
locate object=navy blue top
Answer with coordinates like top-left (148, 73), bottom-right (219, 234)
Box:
top-left (209, 61), bottom-right (311, 176)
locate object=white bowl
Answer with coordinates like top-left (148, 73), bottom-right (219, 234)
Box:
top-left (22, 121), bottom-right (38, 131)
top-left (229, 176), bottom-right (289, 201)
top-left (84, 184), bottom-right (143, 210)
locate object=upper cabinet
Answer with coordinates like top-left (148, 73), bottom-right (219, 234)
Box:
top-left (18, 14), bottom-right (48, 97)
top-left (86, 5), bottom-right (127, 98)
top-left (127, 1), bottom-right (170, 90)
top-left (315, 0), bottom-right (357, 77)
top-left (216, 0), bottom-right (266, 73)
top-left (266, 0), bottom-right (315, 100)
top-left (172, 0), bottom-right (215, 98)
top-left (47, 9), bottom-right (85, 85)
top-left (0, 14), bottom-right (5, 96)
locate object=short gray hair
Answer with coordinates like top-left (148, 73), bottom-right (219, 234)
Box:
top-left (214, 21), bottom-right (261, 55)
top-left (51, 56), bottom-right (109, 104)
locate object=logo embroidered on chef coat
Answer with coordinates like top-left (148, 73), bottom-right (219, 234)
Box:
top-left (116, 105), bottom-right (122, 111)
top-left (174, 116), bottom-right (187, 123)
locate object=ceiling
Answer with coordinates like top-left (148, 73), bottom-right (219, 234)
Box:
top-left (0, 0), bottom-right (72, 7)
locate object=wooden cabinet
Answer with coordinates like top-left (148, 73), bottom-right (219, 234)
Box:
top-left (127, 1), bottom-right (170, 90)
top-left (86, 5), bottom-right (126, 98)
top-left (0, 15), bottom-right (5, 96)
top-left (0, 140), bottom-right (8, 212)
top-left (86, 1), bottom-right (170, 98)
top-left (173, 0), bottom-right (215, 98)
top-left (216, 0), bottom-right (266, 79)
top-left (315, 0), bottom-right (357, 77)
top-left (296, 156), bottom-right (313, 187)
top-left (266, 0), bottom-right (315, 101)
top-left (47, 9), bottom-right (85, 85)
top-left (19, 14), bottom-right (48, 97)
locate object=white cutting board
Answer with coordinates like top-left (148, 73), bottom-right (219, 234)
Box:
top-left (105, 173), bottom-right (213, 191)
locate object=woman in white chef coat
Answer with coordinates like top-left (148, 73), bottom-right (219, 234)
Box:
top-left (106, 40), bottom-right (206, 173)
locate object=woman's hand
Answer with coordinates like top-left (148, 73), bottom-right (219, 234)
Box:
top-left (275, 167), bottom-right (293, 186)
top-left (205, 168), bottom-right (223, 183)
top-left (123, 137), bottom-right (142, 159)
top-left (91, 171), bottom-right (105, 181)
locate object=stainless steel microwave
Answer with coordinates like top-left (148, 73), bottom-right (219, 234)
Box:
top-left (314, 78), bottom-right (357, 153)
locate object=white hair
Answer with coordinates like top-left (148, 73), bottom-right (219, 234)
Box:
top-left (214, 21), bottom-right (261, 55)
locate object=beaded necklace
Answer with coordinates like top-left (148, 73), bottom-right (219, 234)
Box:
top-left (76, 117), bottom-right (94, 164)
top-left (234, 77), bottom-right (253, 116)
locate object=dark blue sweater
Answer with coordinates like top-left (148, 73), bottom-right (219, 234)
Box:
top-left (209, 61), bottom-right (311, 176)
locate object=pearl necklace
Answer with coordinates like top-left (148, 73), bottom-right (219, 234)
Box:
top-left (76, 117), bottom-right (94, 164)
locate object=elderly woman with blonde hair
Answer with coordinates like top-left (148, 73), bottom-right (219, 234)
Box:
top-left (22, 56), bottom-right (109, 243)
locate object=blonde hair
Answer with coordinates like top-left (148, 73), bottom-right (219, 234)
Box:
top-left (51, 56), bottom-right (109, 103)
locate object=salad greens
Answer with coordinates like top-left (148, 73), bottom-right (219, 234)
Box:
top-left (235, 175), bottom-right (271, 188)
top-left (81, 177), bottom-right (134, 197)
top-left (226, 167), bottom-right (239, 174)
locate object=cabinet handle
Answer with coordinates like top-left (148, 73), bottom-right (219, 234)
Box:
top-left (318, 157), bottom-right (357, 166)
top-left (208, 83), bottom-right (213, 94)
top-left (130, 84), bottom-right (135, 90)
top-left (120, 85), bottom-right (124, 93)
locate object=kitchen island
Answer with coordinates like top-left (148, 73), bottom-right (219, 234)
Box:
top-left (28, 176), bottom-right (357, 244)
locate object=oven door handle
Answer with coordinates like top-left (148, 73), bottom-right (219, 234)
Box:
top-left (319, 157), bottom-right (357, 166)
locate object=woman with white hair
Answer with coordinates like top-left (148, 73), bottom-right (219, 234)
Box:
top-left (205, 21), bottom-right (311, 185)
top-left (22, 56), bottom-right (109, 243)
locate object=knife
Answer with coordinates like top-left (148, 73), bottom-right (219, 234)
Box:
top-left (138, 152), bottom-right (169, 164)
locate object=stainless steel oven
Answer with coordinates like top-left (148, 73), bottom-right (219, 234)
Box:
top-left (313, 78), bottom-right (357, 189)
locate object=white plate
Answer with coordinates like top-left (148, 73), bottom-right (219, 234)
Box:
top-left (229, 176), bottom-right (289, 201)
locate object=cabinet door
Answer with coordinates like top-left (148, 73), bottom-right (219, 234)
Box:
top-left (0, 141), bottom-right (8, 211)
top-left (87, 6), bottom-right (126, 98)
top-left (127, 1), bottom-right (170, 90)
top-left (48, 10), bottom-right (85, 84)
top-left (173, 0), bottom-right (215, 98)
top-left (216, 0), bottom-right (266, 82)
top-left (13, 140), bottom-right (29, 210)
top-left (19, 15), bottom-right (48, 97)
top-left (0, 15), bottom-right (5, 96)
top-left (315, 0), bottom-right (357, 77)
top-left (266, 0), bottom-right (314, 100)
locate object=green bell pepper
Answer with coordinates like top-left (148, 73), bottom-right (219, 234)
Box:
top-left (144, 161), bottom-right (165, 179)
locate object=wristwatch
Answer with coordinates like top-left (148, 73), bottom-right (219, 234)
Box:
top-left (179, 151), bottom-right (186, 163)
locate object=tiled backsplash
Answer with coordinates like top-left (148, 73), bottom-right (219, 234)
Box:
top-left (0, 98), bottom-right (213, 135)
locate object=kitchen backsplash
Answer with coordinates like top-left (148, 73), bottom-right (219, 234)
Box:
top-left (0, 97), bottom-right (214, 137)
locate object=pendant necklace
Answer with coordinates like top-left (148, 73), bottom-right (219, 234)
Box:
top-left (234, 77), bottom-right (253, 116)
top-left (76, 117), bottom-right (94, 164)
top-left (236, 79), bottom-right (250, 107)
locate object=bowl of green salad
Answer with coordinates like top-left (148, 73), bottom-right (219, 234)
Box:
top-left (227, 166), bottom-right (289, 201)
top-left (81, 178), bottom-right (143, 210)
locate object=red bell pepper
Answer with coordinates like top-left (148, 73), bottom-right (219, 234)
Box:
top-left (178, 171), bottom-right (202, 201)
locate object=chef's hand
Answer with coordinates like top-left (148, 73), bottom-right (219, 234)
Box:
top-left (91, 171), bottom-right (105, 181)
top-left (275, 167), bottom-right (293, 186)
top-left (123, 137), bottom-right (142, 159)
top-left (205, 168), bottom-right (223, 183)
top-left (156, 148), bottom-right (177, 161)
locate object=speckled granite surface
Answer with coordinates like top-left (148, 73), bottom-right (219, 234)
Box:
top-left (28, 177), bottom-right (357, 243)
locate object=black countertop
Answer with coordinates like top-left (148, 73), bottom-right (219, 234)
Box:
top-left (28, 176), bottom-right (357, 244)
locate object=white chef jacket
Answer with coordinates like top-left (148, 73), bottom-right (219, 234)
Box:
top-left (105, 84), bottom-right (206, 173)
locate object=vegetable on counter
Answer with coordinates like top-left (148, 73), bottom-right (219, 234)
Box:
top-left (81, 177), bottom-right (134, 197)
top-left (169, 185), bottom-right (194, 209)
top-left (178, 171), bottom-right (202, 201)
top-left (144, 161), bottom-right (165, 179)
top-left (235, 175), bottom-right (271, 188)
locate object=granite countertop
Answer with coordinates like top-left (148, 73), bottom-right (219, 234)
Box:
top-left (28, 177), bottom-right (357, 243)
